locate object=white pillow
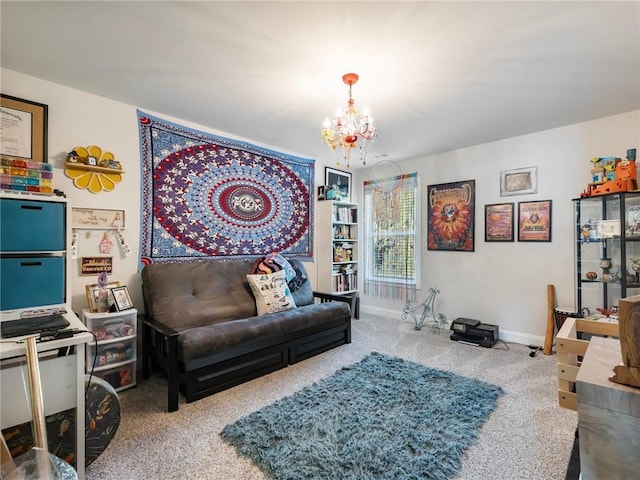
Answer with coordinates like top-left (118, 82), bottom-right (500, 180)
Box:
top-left (246, 270), bottom-right (297, 315)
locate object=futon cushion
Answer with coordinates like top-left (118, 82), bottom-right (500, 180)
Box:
top-left (179, 301), bottom-right (351, 366)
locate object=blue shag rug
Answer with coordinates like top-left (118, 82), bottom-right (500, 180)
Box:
top-left (220, 352), bottom-right (504, 480)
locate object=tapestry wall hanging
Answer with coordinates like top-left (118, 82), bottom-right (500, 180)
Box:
top-left (427, 179), bottom-right (475, 252)
top-left (137, 111), bottom-right (314, 266)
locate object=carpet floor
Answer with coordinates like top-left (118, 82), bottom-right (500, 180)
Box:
top-left (86, 314), bottom-right (578, 479)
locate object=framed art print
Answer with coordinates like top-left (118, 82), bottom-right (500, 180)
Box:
top-left (427, 179), bottom-right (475, 252)
top-left (0, 94), bottom-right (48, 163)
top-left (111, 286), bottom-right (134, 311)
top-left (500, 166), bottom-right (537, 196)
top-left (485, 203), bottom-right (514, 242)
top-left (325, 167), bottom-right (352, 202)
top-left (85, 281), bottom-right (120, 312)
top-left (518, 200), bottom-right (552, 242)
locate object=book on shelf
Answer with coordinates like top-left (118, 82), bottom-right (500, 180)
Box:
top-left (332, 269), bottom-right (358, 292)
top-left (333, 225), bottom-right (357, 239)
top-left (333, 206), bottom-right (357, 224)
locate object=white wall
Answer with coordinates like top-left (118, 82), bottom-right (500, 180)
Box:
top-left (3, 68), bottom-right (639, 345)
top-left (353, 109), bottom-right (640, 345)
top-left (1, 68), bottom-right (321, 315)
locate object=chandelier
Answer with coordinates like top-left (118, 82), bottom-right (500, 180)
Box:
top-left (321, 73), bottom-right (377, 168)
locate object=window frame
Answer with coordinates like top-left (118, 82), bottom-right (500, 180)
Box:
top-left (363, 175), bottom-right (420, 289)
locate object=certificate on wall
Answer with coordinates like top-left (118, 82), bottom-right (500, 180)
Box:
top-left (0, 105), bottom-right (31, 158)
top-left (0, 94), bottom-right (48, 162)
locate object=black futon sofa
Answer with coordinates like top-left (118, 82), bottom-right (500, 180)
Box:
top-left (140, 259), bottom-right (352, 412)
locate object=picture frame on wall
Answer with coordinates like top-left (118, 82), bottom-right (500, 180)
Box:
top-left (518, 200), bottom-right (552, 242)
top-left (485, 203), bottom-right (514, 242)
top-left (85, 281), bottom-right (120, 313)
top-left (427, 179), bottom-right (475, 252)
top-left (325, 167), bottom-right (352, 202)
top-left (500, 166), bottom-right (538, 196)
top-left (0, 94), bottom-right (48, 163)
top-left (111, 286), bottom-right (134, 311)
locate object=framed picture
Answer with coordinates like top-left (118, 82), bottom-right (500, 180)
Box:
top-left (0, 94), bottom-right (48, 163)
top-left (427, 179), bottom-right (475, 252)
top-left (485, 203), bottom-right (514, 242)
top-left (85, 281), bottom-right (120, 313)
top-left (72, 207), bottom-right (125, 229)
top-left (500, 166), bottom-right (538, 196)
top-left (111, 286), bottom-right (134, 311)
top-left (518, 200), bottom-right (552, 242)
top-left (325, 167), bottom-right (352, 202)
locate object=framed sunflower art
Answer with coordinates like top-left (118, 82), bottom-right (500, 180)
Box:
top-left (427, 180), bottom-right (475, 252)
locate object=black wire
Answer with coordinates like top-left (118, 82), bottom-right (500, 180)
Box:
top-left (85, 330), bottom-right (99, 397)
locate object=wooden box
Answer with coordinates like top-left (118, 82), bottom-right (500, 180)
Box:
top-left (576, 337), bottom-right (640, 479)
top-left (556, 317), bottom-right (619, 410)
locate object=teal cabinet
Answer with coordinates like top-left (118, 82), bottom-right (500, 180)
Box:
top-left (0, 193), bottom-right (67, 310)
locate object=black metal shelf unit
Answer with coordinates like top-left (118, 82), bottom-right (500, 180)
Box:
top-left (574, 192), bottom-right (640, 312)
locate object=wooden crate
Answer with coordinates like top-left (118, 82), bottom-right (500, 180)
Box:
top-left (556, 317), bottom-right (619, 410)
top-left (576, 337), bottom-right (640, 479)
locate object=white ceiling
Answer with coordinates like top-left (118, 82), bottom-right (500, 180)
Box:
top-left (2, 1), bottom-right (639, 169)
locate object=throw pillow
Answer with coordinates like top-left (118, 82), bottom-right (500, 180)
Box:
top-left (246, 270), bottom-right (297, 315)
top-left (251, 252), bottom-right (306, 292)
top-left (269, 253), bottom-right (296, 282)
top-left (288, 262), bottom-right (308, 293)
top-left (251, 256), bottom-right (283, 276)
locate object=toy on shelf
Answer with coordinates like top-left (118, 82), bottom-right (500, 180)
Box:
top-left (581, 148), bottom-right (637, 197)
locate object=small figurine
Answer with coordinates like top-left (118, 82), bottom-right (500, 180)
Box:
top-left (581, 223), bottom-right (592, 243)
top-left (96, 271), bottom-right (109, 313)
top-left (631, 258), bottom-right (640, 281)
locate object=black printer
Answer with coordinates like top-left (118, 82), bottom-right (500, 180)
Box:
top-left (450, 317), bottom-right (499, 348)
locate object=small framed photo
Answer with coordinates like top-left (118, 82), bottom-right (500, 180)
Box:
top-left (86, 282), bottom-right (120, 312)
top-left (317, 185), bottom-right (329, 200)
top-left (518, 200), bottom-right (552, 242)
top-left (500, 166), bottom-right (538, 196)
top-left (86, 156), bottom-right (98, 166)
top-left (111, 286), bottom-right (134, 311)
top-left (325, 167), bottom-right (352, 202)
top-left (485, 203), bottom-right (514, 242)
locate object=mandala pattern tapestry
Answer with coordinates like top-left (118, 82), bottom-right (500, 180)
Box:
top-left (137, 111), bottom-right (314, 267)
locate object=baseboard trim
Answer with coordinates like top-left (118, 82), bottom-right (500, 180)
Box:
top-left (360, 305), bottom-right (546, 348)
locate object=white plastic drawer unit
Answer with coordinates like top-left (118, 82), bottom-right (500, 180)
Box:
top-left (0, 197), bottom-right (65, 251)
top-left (84, 312), bottom-right (136, 338)
top-left (82, 308), bottom-right (137, 392)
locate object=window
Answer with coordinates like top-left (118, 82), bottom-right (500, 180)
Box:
top-left (363, 172), bottom-right (419, 299)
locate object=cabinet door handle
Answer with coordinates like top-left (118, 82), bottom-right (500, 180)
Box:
top-left (20, 205), bottom-right (44, 210)
top-left (20, 262), bottom-right (43, 267)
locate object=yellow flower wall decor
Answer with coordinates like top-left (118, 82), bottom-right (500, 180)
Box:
top-left (65, 145), bottom-right (124, 194)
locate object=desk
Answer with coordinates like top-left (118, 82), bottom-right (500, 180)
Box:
top-left (576, 336), bottom-right (640, 480)
top-left (1, 306), bottom-right (92, 479)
